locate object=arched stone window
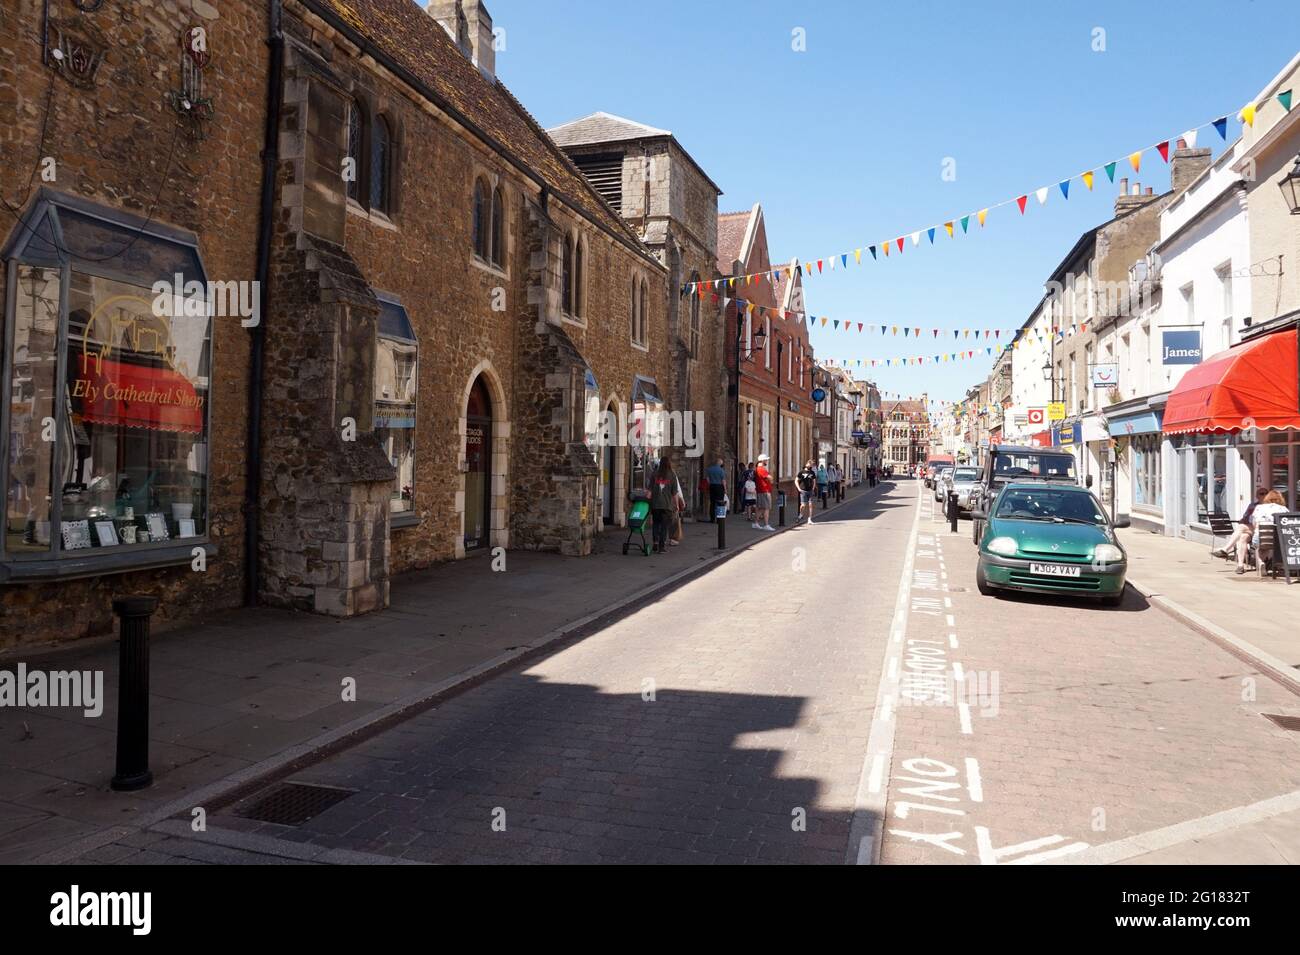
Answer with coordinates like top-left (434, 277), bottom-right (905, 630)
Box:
top-left (370, 114), bottom-right (391, 213)
top-left (490, 187), bottom-right (504, 267)
top-left (472, 178), bottom-right (489, 259)
top-left (346, 99), bottom-right (366, 204)
top-left (688, 270), bottom-right (701, 358)
top-left (561, 233), bottom-right (574, 315)
top-left (573, 237), bottom-right (585, 319)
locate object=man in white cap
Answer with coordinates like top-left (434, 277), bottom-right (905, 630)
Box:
top-left (754, 453), bottom-right (775, 531)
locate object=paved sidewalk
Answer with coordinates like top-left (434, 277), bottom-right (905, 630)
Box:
top-left (1119, 527), bottom-right (1300, 673)
top-left (0, 482), bottom-right (881, 864)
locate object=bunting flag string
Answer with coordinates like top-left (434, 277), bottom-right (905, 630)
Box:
top-left (720, 294), bottom-right (1098, 343)
top-left (683, 93), bottom-right (1291, 294)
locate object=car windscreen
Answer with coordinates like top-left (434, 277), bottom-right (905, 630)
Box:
top-left (953, 468), bottom-right (979, 482)
top-left (994, 487), bottom-right (1105, 523)
top-left (992, 451), bottom-right (1076, 480)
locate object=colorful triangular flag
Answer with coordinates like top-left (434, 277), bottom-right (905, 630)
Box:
top-left (1156, 140), bottom-right (1170, 163)
top-left (944, 221), bottom-right (954, 238)
top-left (1016, 194), bottom-right (1028, 214)
top-left (1059, 179), bottom-right (1070, 200)
top-left (1035, 186), bottom-right (1049, 205)
top-left (927, 227), bottom-right (936, 244)
top-left (1104, 161), bottom-right (1117, 182)
top-left (1239, 103), bottom-right (1256, 127)
top-left (1279, 89), bottom-right (1293, 113)
top-left (977, 208), bottom-right (988, 227)
top-left (960, 215), bottom-right (970, 233)
top-left (1082, 170), bottom-right (1094, 191)
top-left (1213, 116), bottom-right (1228, 140)
top-left (1128, 150), bottom-right (1142, 173)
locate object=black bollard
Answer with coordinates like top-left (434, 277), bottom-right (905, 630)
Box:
top-left (111, 595), bottom-right (158, 791)
top-left (716, 501), bottom-right (726, 549)
top-left (948, 491), bottom-right (959, 533)
top-left (778, 491), bottom-right (786, 527)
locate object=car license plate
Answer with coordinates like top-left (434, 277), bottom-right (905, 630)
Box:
top-left (1030, 562), bottom-right (1080, 578)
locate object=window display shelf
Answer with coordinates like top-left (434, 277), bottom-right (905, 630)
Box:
top-left (0, 540), bottom-right (215, 584)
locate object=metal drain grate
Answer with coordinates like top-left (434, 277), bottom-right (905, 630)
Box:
top-left (236, 782), bottom-right (356, 826)
top-left (1262, 713), bottom-right (1300, 732)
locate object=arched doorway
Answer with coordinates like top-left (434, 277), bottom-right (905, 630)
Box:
top-left (464, 376), bottom-right (493, 552)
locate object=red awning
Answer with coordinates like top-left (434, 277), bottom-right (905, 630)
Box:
top-left (1163, 330), bottom-right (1299, 435)
top-left (73, 355), bottom-right (204, 434)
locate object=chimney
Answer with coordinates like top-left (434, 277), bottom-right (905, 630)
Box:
top-left (1170, 139), bottom-right (1213, 195)
top-left (1118, 177), bottom-right (1128, 196)
top-left (429, 1), bottom-right (471, 57)
top-left (462, 1), bottom-right (496, 81)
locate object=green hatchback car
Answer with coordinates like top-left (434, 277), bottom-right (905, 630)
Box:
top-left (972, 482), bottom-right (1131, 607)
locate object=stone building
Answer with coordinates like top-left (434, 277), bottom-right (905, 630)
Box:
top-left (717, 203), bottom-right (814, 501)
top-left (0, 0), bottom-right (267, 649)
top-left (546, 112), bottom-right (726, 518)
top-left (0, 0), bottom-right (695, 649)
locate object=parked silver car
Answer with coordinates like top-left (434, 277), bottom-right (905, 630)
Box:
top-left (931, 465), bottom-right (955, 501)
top-left (937, 465), bottom-right (981, 513)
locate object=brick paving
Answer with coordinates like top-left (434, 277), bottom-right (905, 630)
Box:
top-left (202, 484), bottom-right (914, 864)
top-left (877, 490), bottom-right (1300, 864)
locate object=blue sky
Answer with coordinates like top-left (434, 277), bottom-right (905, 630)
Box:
top-left (466, 0), bottom-right (1295, 405)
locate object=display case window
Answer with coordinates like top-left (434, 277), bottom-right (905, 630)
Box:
top-left (374, 293), bottom-right (417, 515)
top-left (3, 191), bottom-right (212, 572)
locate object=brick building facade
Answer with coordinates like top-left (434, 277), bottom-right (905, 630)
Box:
top-left (718, 203), bottom-right (814, 502)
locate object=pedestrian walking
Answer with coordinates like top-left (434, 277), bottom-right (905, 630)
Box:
top-left (815, 461), bottom-right (829, 509)
top-left (754, 454), bottom-right (775, 530)
top-left (649, 456), bottom-right (679, 554)
top-left (706, 456), bottom-right (727, 523)
top-left (830, 462), bottom-right (842, 501)
top-left (797, 459), bottom-right (819, 525)
top-left (742, 466), bottom-right (758, 523)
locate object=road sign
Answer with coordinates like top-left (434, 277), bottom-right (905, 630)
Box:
top-left (1047, 402), bottom-right (1066, 422)
top-left (1027, 407), bottom-right (1046, 426)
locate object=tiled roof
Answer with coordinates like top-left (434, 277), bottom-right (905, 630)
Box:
top-left (311, 0), bottom-right (647, 255)
top-left (716, 210), bottom-right (751, 274)
top-left (547, 112), bottom-right (671, 147)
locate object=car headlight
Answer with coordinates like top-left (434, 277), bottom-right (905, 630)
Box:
top-left (986, 536), bottom-right (1019, 556)
top-left (1093, 543), bottom-right (1124, 563)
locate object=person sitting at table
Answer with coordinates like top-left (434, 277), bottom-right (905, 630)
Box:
top-left (1235, 490), bottom-right (1288, 575)
top-left (1215, 487), bottom-right (1267, 560)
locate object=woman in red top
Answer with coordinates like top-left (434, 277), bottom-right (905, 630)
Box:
top-left (753, 454), bottom-right (774, 531)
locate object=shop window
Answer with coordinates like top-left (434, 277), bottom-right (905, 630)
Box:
top-left (1132, 435), bottom-right (1162, 509)
top-left (629, 376), bottom-right (663, 491)
top-left (374, 294), bottom-right (418, 517)
top-left (3, 193), bottom-right (211, 571)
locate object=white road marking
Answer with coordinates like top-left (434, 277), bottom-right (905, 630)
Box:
top-left (943, 597), bottom-right (952, 608)
top-left (887, 656), bottom-right (898, 680)
top-left (957, 701), bottom-right (973, 735)
top-left (945, 614), bottom-right (956, 627)
top-left (848, 482), bottom-right (924, 865)
top-left (964, 758), bottom-right (983, 803)
top-left (976, 827), bottom-right (1088, 865)
top-left (952, 661), bottom-right (965, 683)
top-left (880, 696), bottom-right (894, 723)
top-left (867, 754), bottom-right (885, 794)
top-left (948, 634), bottom-right (959, 648)
top-left (1050, 788), bottom-right (1300, 865)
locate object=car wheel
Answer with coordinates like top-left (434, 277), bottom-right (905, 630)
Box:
top-left (976, 561), bottom-right (994, 596)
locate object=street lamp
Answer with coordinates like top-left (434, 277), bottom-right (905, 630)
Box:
top-left (1278, 153), bottom-right (1300, 214)
top-left (1041, 360), bottom-right (1053, 382)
